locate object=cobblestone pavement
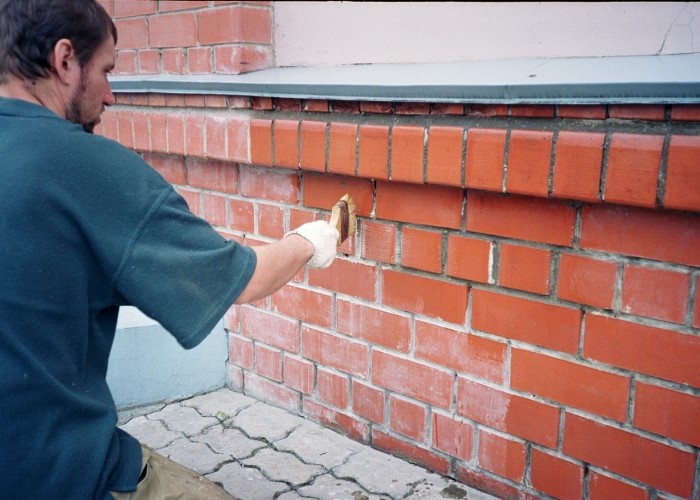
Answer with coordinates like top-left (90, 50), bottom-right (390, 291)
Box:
top-left (118, 388), bottom-right (497, 500)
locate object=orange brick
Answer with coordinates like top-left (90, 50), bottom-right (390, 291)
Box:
top-left (564, 413), bottom-right (695, 497)
top-left (214, 45), bottom-right (272, 75)
top-left (510, 105), bottom-right (555, 118)
top-left (498, 243), bottom-right (551, 295)
top-left (390, 396), bottom-right (427, 441)
top-left (468, 104), bottom-right (508, 117)
top-left (609, 105), bottom-right (665, 121)
top-left (238, 167), bottom-right (299, 203)
top-left (328, 122), bottom-right (357, 176)
top-left (467, 191), bottom-right (576, 247)
top-left (113, 0), bottom-right (156, 18)
top-left (249, 118), bottom-right (272, 166)
top-left (302, 173), bottom-right (373, 217)
top-left (634, 382), bottom-right (700, 447)
top-left (309, 258), bottom-right (377, 302)
top-left (415, 321), bottom-right (506, 383)
top-left (506, 130), bottom-right (553, 197)
top-left (198, 5), bottom-right (272, 45)
top-left (426, 126), bottom-right (463, 186)
top-left (358, 125), bottom-right (389, 180)
top-left (382, 269), bottom-right (467, 325)
top-left (144, 154), bottom-right (186, 185)
top-left (302, 326), bottom-right (369, 378)
top-left (241, 306), bottom-right (299, 352)
top-left (431, 413), bottom-right (473, 461)
top-left (376, 181), bottom-right (462, 229)
top-left (114, 18), bottom-right (148, 50)
top-left (284, 356), bottom-right (315, 395)
top-left (557, 253), bottom-right (617, 309)
top-left (446, 235), bottom-right (492, 284)
top-left (336, 299), bottom-right (411, 352)
top-left (588, 471), bottom-right (648, 500)
top-left (558, 105), bottom-right (607, 120)
top-left (621, 265), bottom-right (690, 324)
top-left (580, 203), bottom-right (700, 267)
top-left (391, 125), bottom-right (425, 183)
top-left (472, 289), bottom-right (581, 353)
top-left (202, 192), bottom-right (227, 227)
top-left (395, 102), bottom-right (430, 115)
top-left (187, 157), bottom-right (237, 193)
top-left (478, 430), bottom-right (526, 482)
top-left (360, 220), bottom-right (397, 264)
top-left (604, 133), bottom-right (664, 208)
top-left (511, 349), bottom-right (630, 421)
top-left (465, 128), bottom-right (506, 191)
top-left (227, 116), bottom-right (248, 163)
top-left (671, 104), bottom-right (700, 121)
top-left (254, 344), bottom-right (282, 382)
top-left (299, 121), bottom-right (327, 172)
top-left (187, 47), bottom-right (212, 74)
top-left (303, 100), bottom-right (329, 112)
top-left (256, 203), bottom-right (284, 239)
top-left (273, 119), bottom-right (299, 169)
top-left (552, 131), bottom-right (605, 202)
top-left (205, 115), bottom-right (227, 160)
top-left (584, 314), bottom-right (700, 387)
top-left (270, 284), bottom-right (333, 329)
top-left (352, 381), bottom-right (385, 424)
top-left (531, 450), bottom-right (584, 500)
top-left (229, 334), bottom-right (254, 369)
top-left (664, 135), bottom-right (700, 211)
top-left (401, 227), bottom-right (443, 273)
top-left (150, 12), bottom-right (197, 48)
top-left (317, 368), bottom-right (349, 409)
top-left (229, 198), bottom-right (254, 233)
top-left (185, 114), bottom-right (205, 157)
top-left (372, 350), bottom-right (453, 408)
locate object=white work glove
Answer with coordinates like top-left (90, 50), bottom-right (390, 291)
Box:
top-left (286, 220), bottom-right (340, 269)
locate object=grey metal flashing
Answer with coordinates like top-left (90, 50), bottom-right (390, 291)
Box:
top-left (109, 53), bottom-right (700, 104)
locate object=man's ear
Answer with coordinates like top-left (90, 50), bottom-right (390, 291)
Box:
top-left (51, 38), bottom-right (80, 85)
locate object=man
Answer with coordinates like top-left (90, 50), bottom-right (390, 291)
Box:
top-left (0, 0), bottom-right (339, 498)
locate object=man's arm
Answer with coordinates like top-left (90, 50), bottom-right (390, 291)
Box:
top-left (234, 221), bottom-right (339, 304)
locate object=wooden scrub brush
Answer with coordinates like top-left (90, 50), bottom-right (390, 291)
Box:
top-left (329, 193), bottom-right (356, 246)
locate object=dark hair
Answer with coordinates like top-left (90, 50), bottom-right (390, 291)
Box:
top-left (0, 0), bottom-right (117, 83)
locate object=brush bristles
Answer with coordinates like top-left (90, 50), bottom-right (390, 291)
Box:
top-left (330, 193), bottom-right (357, 246)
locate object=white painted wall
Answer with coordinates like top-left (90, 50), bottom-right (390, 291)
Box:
top-left (273, 2), bottom-right (700, 67)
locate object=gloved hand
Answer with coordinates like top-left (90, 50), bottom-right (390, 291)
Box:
top-left (286, 220), bottom-right (340, 268)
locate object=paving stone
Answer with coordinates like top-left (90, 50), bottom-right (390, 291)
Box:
top-left (158, 437), bottom-right (231, 475)
top-left (242, 448), bottom-right (325, 486)
top-left (117, 403), bottom-right (165, 425)
top-left (182, 388), bottom-right (257, 419)
top-left (229, 402), bottom-right (306, 442)
top-left (118, 415), bottom-right (181, 449)
top-left (404, 474), bottom-right (499, 500)
top-left (276, 423), bottom-right (363, 469)
top-left (147, 403), bottom-right (219, 436)
top-left (206, 462), bottom-right (289, 500)
top-left (296, 473), bottom-right (389, 500)
top-left (192, 425), bottom-right (265, 459)
top-left (334, 447), bottom-right (432, 498)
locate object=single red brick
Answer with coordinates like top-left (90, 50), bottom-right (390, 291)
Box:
top-left (114, 18), bottom-right (148, 50)
top-left (552, 131), bottom-right (605, 202)
top-left (430, 103), bottom-right (465, 115)
top-left (113, 0), bottom-right (156, 18)
top-left (214, 45), bottom-right (273, 75)
top-left (558, 105), bottom-right (607, 120)
top-left (372, 350), bottom-right (453, 408)
top-left (249, 118), bottom-right (272, 166)
top-left (305, 400), bottom-right (369, 443)
top-left (336, 299), bottom-right (411, 353)
top-left (457, 378), bottom-right (560, 448)
top-left (426, 126), bottom-right (463, 186)
top-left (227, 116), bottom-right (249, 163)
top-left (187, 157), bottom-right (238, 193)
top-left (477, 430), bottom-right (526, 482)
top-left (360, 220), bottom-right (397, 264)
top-left (317, 368), bottom-right (350, 409)
top-left (579, 203), bottom-right (700, 267)
top-left (588, 471), bottom-right (648, 500)
top-left (389, 396), bottom-right (427, 442)
top-left (376, 181), bottom-right (462, 229)
top-left (273, 119), bottom-right (299, 169)
top-left (431, 413), bottom-right (473, 461)
top-left (302, 173), bottom-right (373, 217)
top-left (202, 192), bottom-right (227, 227)
top-left (299, 121), bottom-right (326, 172)
top-left (609, 105), bottom-right (665, 121)
top-left (187, 47), bottom-right (212, 74)
top-left (467, 191), bottom-right (576, 247)
top-left (584, 314), bottom-right (700, 386)
top-left (185, 114), bottom-right (205, 157)
top-left (634, 382), bottom-right (700, 447)
top-left (198, 5), bottom-right (272, 45)
top-left (664, 135), bottom-right (700, 211)
top-left (391, 125), bottom-right (425, 183)
top-left (309, 259), bottom-right (377, 302)
top-left (401, 227), bottom-right (443, 273)
top-left (270, 284), bottom-right (333, 329)
top-left (284, 356), bottom-right (315, 395)
top-left (241, 306), bottom-right (299, 352)
top-left (510, 105), bottom-right (555, 118)
top-left (302, 326), bottom-right (369, 379)
top-left (303, 100), bottom-right (329, 112)
top-left (158, 1), bottom-right (208, 13)
top-left (238, 167), bottom-right (299, 203)
top-left (531, 449), bottom-right (584, 500)
top-left (256, 203), bottom-right (284, 239)
top-left (446, 235), bottom-right (492, 284)
top-left (132, 111), bottom-right (150, 152)
top-left (352, 381), bottom-right (385, 424)
top-left (205, 115), bottom-right (227, 160)
top-left (116, 110), bottom-right (134, 149)
top-left (372, 430), bottom-right (451, 475)
top-left (359, 102), bottom-right (392, 114)
top-left (511, 349), bottom-right (630, 422)
top-left (150, 12), bottom-right (197, 48)
top-left (472, 289), bottom-right (581, 353)
top-left (383, 269), bottom-right (467, 325)
top-left (465, 128), bottom-right (506, 192)
top-left (671, 104), bottom-right (700, 121)
top-left (254, 344), bottom-right (283, 382)
top-left (415, 321), bottom-right (505, 383)
top-left (557, 253), bottom-right (617, 309)
top-left (328, 122), bottom-right (357, 176)
top-left (229, 199), bottom-right (254, 233)
top-left (144, 154), bottom-right (186, 185)
top-left (564, 413), bottom-right (695, 497)
top-left (229, 335), bottom-right (254, 369)
top-left (246, 373), bottom-right (300, 412)
top-left (395, 102), bottom-right (430, 115)
top-left (506, 130), bottom-right (553, 197)
top-left (621, 265), bottom-right (690, 324)
top-left (467, 104), bottom-right (508, 117)
top-left (358, 125), bottom-right (389, 180)
top-left (604, 133), bottom-right (664, 208)
top-left (498, 243), bottom-right (551, 295)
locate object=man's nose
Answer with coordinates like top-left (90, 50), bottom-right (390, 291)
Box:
top-left (104, 84), bottom-right (115, 107)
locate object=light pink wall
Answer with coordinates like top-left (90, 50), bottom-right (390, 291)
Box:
top-left (273, 2), bottom-right (700, 67)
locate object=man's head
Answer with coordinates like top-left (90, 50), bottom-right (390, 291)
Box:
top-left (0, 0), bottom-right (118, 132)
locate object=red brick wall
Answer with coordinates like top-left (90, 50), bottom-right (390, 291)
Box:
top-left (99, 2), bottom-right (700, 498)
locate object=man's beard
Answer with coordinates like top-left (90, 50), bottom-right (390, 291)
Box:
top-left (66, 69), bottom-right (98, 134)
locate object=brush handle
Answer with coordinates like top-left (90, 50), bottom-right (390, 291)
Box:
top-left (329, 201), bottom-right (348, 246)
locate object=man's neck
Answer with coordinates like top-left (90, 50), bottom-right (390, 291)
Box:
top-left (0, 76), bottom-right (66, 119)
